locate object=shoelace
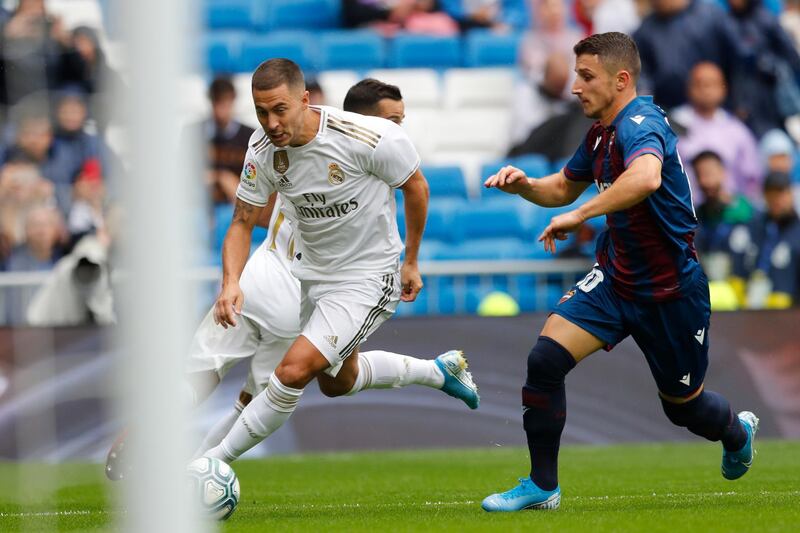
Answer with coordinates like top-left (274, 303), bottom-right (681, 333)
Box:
top-left (503, 478), bottom-right (534, 499)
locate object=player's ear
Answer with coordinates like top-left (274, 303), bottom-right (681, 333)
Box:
top-left (616, 70), bottom-right (631, 92)
top-left (300, 89), bottom-right (310, 107)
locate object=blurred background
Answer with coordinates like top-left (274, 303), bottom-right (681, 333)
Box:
top-left (0, 0), bottom-right (798, 463)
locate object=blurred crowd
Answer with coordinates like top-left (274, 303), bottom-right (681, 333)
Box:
top-left (1, 0), bottom-right (800, 324)
top-left (0, 0), bottom-right (120, 324)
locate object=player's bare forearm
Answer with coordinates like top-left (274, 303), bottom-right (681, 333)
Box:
top-left (221, 198), bottom-right (261, 287)
top-left (576, 155), bottom-right (662, 221)
top-left (485, 167), bottom-right (588, 207)
top-left (400, 169), bottom-right (429, 264)
top-left (520, 171), bottom-right (589, 207)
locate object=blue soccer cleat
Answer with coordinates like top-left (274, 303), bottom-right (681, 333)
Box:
top-left (722, 411), bottom-right (759, 480)
top-left (482, 477), bottom-right (561, 512)
top-left (435, 350), bottom-right (479, 410)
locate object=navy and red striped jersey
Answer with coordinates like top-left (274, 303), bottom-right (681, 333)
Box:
top-left (564, 96), bottom-right (701, 302)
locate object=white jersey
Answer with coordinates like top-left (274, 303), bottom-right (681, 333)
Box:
top-left (238, 194), bottom-right (300, 338)
top-left (236, 106), bottom-right (420, 281)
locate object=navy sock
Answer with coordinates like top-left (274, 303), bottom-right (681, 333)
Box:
top-left (522, 336), bottom-right (576, 491)
top-left (661, 390), bottom-right (747, 451)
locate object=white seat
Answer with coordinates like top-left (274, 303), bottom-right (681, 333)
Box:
top-left (366, 68), bottom-right (441, 108)
top-left (232, 73), bottom-right (258, 126)
top-left (317, 70), bottom-right (359, 109)
top-left (179, 74), bottom-right (210, 121)
top-left (430, 109), bottom-right (511, 155)
top-left (443, 68), bottom-right (516, 110)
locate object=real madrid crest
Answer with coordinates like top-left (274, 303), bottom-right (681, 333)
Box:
top-left (328, 162), bottom-right (345, 185)
top-left (274, 150), bottom-right (290, 174)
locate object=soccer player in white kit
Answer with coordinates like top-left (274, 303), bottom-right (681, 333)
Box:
top-left (104, 76), bottom-right (478, 480)
top-left (202, 59), bottom-right (477, 464)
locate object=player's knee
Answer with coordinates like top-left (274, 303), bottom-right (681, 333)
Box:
top-left (660, 394), bottom-right (702, 428)
top-left (525, 336), bottom-right (576, 391)
top-left (274, 362), bottom-right (313, 390)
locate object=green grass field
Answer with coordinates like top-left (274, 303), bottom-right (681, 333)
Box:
top-left (1, 440), bottom-right (798, 532)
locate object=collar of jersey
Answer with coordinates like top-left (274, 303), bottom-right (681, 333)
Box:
top-left (285, 106), bottom-right (326, 150)
top-left (611, 95), bottom-right (653, 128)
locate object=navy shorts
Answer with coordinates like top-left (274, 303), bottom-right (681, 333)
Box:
top-left (551, 265), bottom-right (711, 397)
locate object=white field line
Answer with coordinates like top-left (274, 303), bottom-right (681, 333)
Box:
top-left (2, 490), bottom-right (798, 518)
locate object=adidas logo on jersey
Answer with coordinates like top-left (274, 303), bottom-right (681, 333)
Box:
top-left (277, 174), bottom-right (294, 189)
top-left (324, 335), bottom-right (338, 348)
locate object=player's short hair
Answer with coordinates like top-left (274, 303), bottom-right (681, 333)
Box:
top-left (343, 78), bottom-right (403, 114)
top-left (251, 58), bottom-right (305, 92)
top-left (691, 150), bottom-right (723, 172)
top-left (208, 76), bottom-right (235, 102)
top-left (573, 32), bottom-right (641, 81)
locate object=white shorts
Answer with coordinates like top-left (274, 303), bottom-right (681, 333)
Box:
top-left (186, 308), bottom-right (295, 395)
top-left (300, 272), bottom-right (401, 377)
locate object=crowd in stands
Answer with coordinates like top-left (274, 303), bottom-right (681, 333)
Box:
top-left (1, 0), bottom-right (800, 322)
top-left (0, 0), bottom-right (120, 324)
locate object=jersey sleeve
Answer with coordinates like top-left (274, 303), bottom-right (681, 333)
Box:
top-left (370, 123), bottom-right (421, 188)
top-left (563, 137), bottom-right (593, 182)
top-left (621, 120), bottom-right (666, 168)
top-left (235, 147), bottom-right (274, 207)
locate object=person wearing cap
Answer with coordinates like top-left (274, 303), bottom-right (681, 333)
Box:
top-left (728, 171), bottom-right (800, 309)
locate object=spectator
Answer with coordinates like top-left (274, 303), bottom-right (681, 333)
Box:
top-left (64, 26), bottom-right (123, 131)
top-left (200, 76), bottom-right (254, 206)
top-left (67, 157), bottom-right (106, 242)
top-left (2, 105), bottom-right (91, 213)
top-left (519, 0), bottom-right (583, 86)
top-left (439, 0), bottom-right (529, 32)
top-left (691, 151), bottom-right (754, 259)
top-left (0, 160), bottom-right (55, 248)
top-left (2, 204), bottom-right (66, 325)
top-left (342, 0), bottom-right (458, 36)
top-left (0, 0), bottom-right (73, 106)
top-left (781, 0), bottom-right (800, 51)
top-left (510, 52), bottom-right (571, 146)
top-left (728, 0), bottom-right (800, 137)
top-left (759, 128), bottom-right (796, 175)
top-left (672, 62), bottom-right (763, 202)
top-left (730, 172), bottom-right (800, 308)
top-left (633, 0), bottom-right (745, 110)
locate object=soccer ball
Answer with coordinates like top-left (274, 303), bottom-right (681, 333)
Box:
top-left (187, 456), bottom-right (240, 521)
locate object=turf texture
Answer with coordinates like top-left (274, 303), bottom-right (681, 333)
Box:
top-left (0, 440), bottom-right (798, 532)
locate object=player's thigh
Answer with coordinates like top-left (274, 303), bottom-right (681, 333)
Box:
top-left (627, 275), bottom-right (711, 399)
top-left (186, 307), bottom-right (261, 380)
top-left (547, 265), bottom-right (627, 362)
top-left (299, 273), bottom-right (400, 379)
top-left (242, 332), bottom-right (295, 396)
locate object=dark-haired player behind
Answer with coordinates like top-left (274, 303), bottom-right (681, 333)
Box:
top-left (482, 32), bottom-right (758, 512)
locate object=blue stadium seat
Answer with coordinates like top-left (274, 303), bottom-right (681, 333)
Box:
top-left (319, 31), bottom-right (385, 70)
top-left (481, 154), bottom-right (549, 182)
top-left (434, 237), bottom-right (530, 260)
top-left (240, 31), bottom-right (317, 72)
top-left (254, 0), bottom-right (341, 30)
top-left (422, 165), bottom-right (468, 198)
top-left (205, 0), bottom-right (253, 30)
top-left (452, 203), bottom-right (527, 242)
top-left (205, 31), bottom-right (244, 73)
top-left (388, 33), bottom-right (461, 68)
top-left (425, 198), bottom-right (460, 240)
top-left (551, 156), bottom-right (571, 174)
top-left (464, 30), bottom-right (522, 67)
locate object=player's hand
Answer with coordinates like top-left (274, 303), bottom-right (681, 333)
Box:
top-left (484, 166), bottom-right (531, 195)
top-left (538, 210), bottom-right (585, 254)
top-left (400, 261), bottom-right (423, 302)
top-left (214, 282), bottom-right (244, 329)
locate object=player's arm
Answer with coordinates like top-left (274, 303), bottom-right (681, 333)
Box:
top-left (484, 166), bottom-right (590, 207)
top-left (399, 168), bottom-right (429, 302)
top-left (538, 155), bottom-right (662, 253)
top-left (215, 198), bottom-right (263, 328)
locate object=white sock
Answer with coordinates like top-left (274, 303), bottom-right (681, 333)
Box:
top-left (192, 401), bottom-right (244, 459)
top-left (203, 374), bottom-right (302, 463)
top-left (347, 350), bottom-right (444, 395)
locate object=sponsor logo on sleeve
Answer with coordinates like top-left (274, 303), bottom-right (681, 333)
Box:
top-left (241, 161), bottom-right (257, 191)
